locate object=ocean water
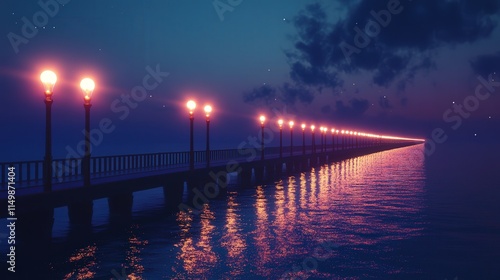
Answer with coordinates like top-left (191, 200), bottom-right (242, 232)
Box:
top-left (2, 143), bottom-right (500, 279)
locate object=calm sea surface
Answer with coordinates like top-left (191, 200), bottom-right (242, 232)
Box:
top-left (2, 143), bottom-right (499, 279)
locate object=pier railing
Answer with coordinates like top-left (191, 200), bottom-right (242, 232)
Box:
top-left (0, 139), bottom-right (410, 189)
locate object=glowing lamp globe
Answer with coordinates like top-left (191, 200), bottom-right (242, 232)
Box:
top-left (186, 100), bottom-right (196, 114)
top-left (40, 70), bottom-right (57, 95)
top-left (80, 78), bottom-right (95, 102)
top-left (204, 105), bottom-right (212, 117)
top-left (259, 115), bottom-right (266, 125)
top-left (278, 119), bottom-right (284, 128)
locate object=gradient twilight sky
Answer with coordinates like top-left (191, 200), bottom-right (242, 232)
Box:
top-left (0, 0), bottom-right (499, 161)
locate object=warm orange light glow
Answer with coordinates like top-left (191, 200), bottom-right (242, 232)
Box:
top-left (301, 123), bottom-right (306, 130)
top-left (278, 119), bottom-right (284, 128)
top-left (40, 70), bottom-right (57, 95)
top-left (331, 128), bottom-right (335, 133)
top-left (311, 125), bottom-right (315, 131)
top-left (80, 78), bottom-right (95, 101)
top-left (259, 115), bottom-right (266, 125)
top-left (204, 105), bottom-right (212, 118)
top-left (289, 121), bottom-right (294, 128)
top-left (341, 130), bottom-right (345, 134)
top-left (186, 100), bottom-right (196, 114)
top-left (336, 130), bottom-right (339, 133)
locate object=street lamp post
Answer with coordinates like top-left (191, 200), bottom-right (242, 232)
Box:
top-left (80, 78), bottom-right (95, 187)
top-left (331, 128), bottom-right (335, 152)
top-left (40, 70), bottom-right (57, 192)
top-left (341, 130), bottom-right (345, 150)
top-left (289, 121), bottom-right (294, 156)
top-left (311, 125), bottom-right (315, 154)
top-left (278, 119), bottom-right (283, 159)
top-left (323, 127), bottom-right (327, 152)
top-left (301, 124), bottom-right (306, 155)
top-left (323, 127), bottom-right (328, 152)
top-left (319, 127), bottom-right (323, 152)
top-left (187, 100), bottom-right (196, 171)
top-left (204, 105), bottom-right (212, 168)
top-left (350, 131), bottom-right (354, 149)
top-left (260, 115), bottom-right (265, 160)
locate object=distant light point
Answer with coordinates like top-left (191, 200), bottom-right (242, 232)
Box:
top-left (474, 133), bottom-right (477, 137)
top-left (452, 101), bottom-right (455, 104)
top-left (267, 69), bottom-right (271, 72)
top-left (488, 116), bottom-right (492, 119)
top-left (283, 18), bottom-right (286, 21)
top-left (149, 95), bottom-right (152, 98)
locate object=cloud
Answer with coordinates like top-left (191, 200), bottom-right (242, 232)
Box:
top-left (287, 0), bottom-right (499, 89)
top-left (379, 95), bottom-right (392, 109)
top-left (321, 104), bottom-right (332, 114)
top-left (334, 98), bottom-right (370, 118)
top-left (281, 83), bottom-right (315, 104)
top-left (470, 51), bottom-right (500, 77)
top-left (243, 85), bottom-right (278, 105)
top-left (243, 83), bottom-right (315, 105)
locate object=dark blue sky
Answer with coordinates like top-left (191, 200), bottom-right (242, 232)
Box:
top-left (1, 0), bottom-right (499, 161)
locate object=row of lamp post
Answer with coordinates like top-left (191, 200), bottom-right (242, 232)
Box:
top-left (40, 70), bottom-right (95, 191)
top-left (186, 100), bottom-right (212, 171)
top-left (257, 115), bottom-right (388, 161)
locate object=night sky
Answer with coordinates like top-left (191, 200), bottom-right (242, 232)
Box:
top-left (1, 0), bottom-right (499, 161)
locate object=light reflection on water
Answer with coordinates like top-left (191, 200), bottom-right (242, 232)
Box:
top-left (164, 145), bottom-right (427, 278)
top-left (11, 144), bottom-right (500, 279)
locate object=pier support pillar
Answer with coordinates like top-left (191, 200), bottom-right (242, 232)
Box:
top-left (16, 208), bottom-right (54, 273)
top-left (108, 192), bottom-right (133, 220)
top-left (68, 200), bottom-right (93, 226)
top-left (254, 165), bottom-right (264, 182)
top-left (164, 178), bottom-right (185, 211)
top-left (240, 167), bottom-right (253, 186)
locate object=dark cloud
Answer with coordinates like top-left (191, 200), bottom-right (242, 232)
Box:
top-left (379, 95), bottom-right (392, 109)
top-left (400, 97), bottom-right (408, 107)
top-left (287, 0), bottom-right (499, 89)
top-left (321, 105), bottom-right (332, 114)
top-left (470, 51), bottom-right (500, 77)
top-left (243, 85), bottom-right (277, 104)
top-left (243, 83), bottom-right (315, 105)
top-left (281, 83), bottom-right (315, 104)
top-left (334, 98), bottom-right (370, 118)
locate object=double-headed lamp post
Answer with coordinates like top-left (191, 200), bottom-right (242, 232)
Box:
top-left (278, 119), bottom-right (284, 159)
top-left (289, 121), bottom-right (294, 156)
top-left (80, 78), bottom-right (95, 187)
top-left (187, 100), bottom-right (196, 171)
top-left (259, 115), bottom-right (266, 160)
top-left (204, 105), bottom-right (212, 168)
top-left (40, 70), bottom-right (57, 192)
top-left (311, 125), bottom-right (316, 154)
top-left (301, 124), bottom-right (306, 155)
